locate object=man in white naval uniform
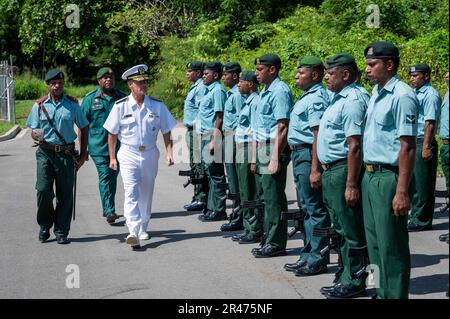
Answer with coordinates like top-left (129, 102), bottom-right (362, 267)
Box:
top-left (104, 64), bottom-right (177, 249)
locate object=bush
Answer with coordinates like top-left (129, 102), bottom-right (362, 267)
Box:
top-left (14, 76), bottom-right (44, 100)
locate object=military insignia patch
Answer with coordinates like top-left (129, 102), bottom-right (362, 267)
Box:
top-left (367, 47), bottom-right (374, 56)
top-left (138, 67), bottom-right (145, 74)
top-left (256, 58), bottom-right (260, 64)
top-left (406, 114), bottom-right (416, 124)
top-left (410, 67), bottom-right (416, 72)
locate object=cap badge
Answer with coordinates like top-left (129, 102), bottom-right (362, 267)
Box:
top-left (367, 47), bottom-right (374, 56)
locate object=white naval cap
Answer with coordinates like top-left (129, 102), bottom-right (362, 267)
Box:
top-left (121, 64), bottom-right (149, 81)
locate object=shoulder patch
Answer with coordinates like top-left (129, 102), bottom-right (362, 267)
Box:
top-left (150, 96), bottom-right (163, 102)
top-left (85, 89), bottom-right (98, 97)
top-left (36, 95), bottom-right (49, 105)
top-left (66, 95), bottom-right (79, 103)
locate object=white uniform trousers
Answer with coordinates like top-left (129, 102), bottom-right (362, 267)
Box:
top-left (117, 145), bottom-right (159, 237)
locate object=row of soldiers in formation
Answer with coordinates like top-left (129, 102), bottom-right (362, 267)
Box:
top-left (181, 41), bottom-right (449, 299)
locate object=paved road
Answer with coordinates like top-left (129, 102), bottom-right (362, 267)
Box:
top-left (0, 125), bottom-right (448, 299)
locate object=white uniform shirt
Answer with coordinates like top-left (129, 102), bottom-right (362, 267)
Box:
top-left (103, 94), bottom-right (177, 150)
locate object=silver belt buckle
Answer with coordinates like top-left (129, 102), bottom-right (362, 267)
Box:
top-left (138, 145), bottom-right (146, 152)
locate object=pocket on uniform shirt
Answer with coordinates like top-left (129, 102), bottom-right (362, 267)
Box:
top-left (375, 111), bottom-right (394, 129)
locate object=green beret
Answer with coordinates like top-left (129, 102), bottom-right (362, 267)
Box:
top-left (97, 67), bottom-right (113, 79)
top-left (239, 70), bottom-right (258, 84)
top-left (324, 53), bottom-right (356, 69)
top-left (364, 41), bottom-right (399, 59)
top-left (254, 53), bottom-right (282, 69)
top-left (223, 62), bottom-right (241, 74)
top-left (45, 68), bottom-right (64, 83)
top-left (187, 61), bottom-right (204, 71)
top-left (409, 63), bottom-right (431, 74)
top-left (204, 61), bottom-right (223, 73)
top-left (297, 56), bottom-right (323, 68)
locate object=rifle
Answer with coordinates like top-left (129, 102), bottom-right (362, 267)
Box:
top-left (218, 182), bottom-right (241, 220)
top-left (313, 226), bottom-right (343, 283)
top-left (179, 169), bottom-right (205, 188)
top-left (281, 209), bottom-right (306, 240)
top-left (243, 200), bottom-right (266, 246)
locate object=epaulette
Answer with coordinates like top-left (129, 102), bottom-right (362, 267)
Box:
top-left (85, 89), bottom-right (98, 98)
top-left (66, 95), bottom-right (79, 103)
top-left (36, 95), bottom-right (49, 112)
top-left (150, 96), bottom-right (163, 102)
top-left (114, 96), bottom-right (129, 105)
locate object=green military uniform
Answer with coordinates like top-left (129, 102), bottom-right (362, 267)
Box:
top-left (81, 68), bottom-right (126, 220)
top-left (408, 64), bottom-right (442, 231)
top-left (318, 54), bottom-right (368, 292)
top-left (252, 54), bottom-right (293, 256)
top-left (26, 69), bottom-right (89, 242)
top-left (222, 62), bottom-right (245, 226)
top-left (362, 42), bottom-right (419, 299)
top-left (440, 91), bottom-right (449, 191)
top-left (287, 56), bottom-right (330, 270)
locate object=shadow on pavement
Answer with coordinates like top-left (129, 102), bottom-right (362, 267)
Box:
top-left (411, 254), bottom-right (448, 268)
top-left (410, 273), bottom-right (449, 295)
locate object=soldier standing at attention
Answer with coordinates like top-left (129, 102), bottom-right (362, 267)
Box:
top-left (407, 63), bottom-right (442, 232)
top-left (221, 62), bottom-right (245, 232)
top-left (317, 53), bottom-right (368, 299)
top-left (81, 67), bottom-right (127, 224)
top-left (284, 56), bottom-right (331, 276)
top-left (103, 64), bottom-right (177, 249)
top-left (363, 41), bottom-right (419, 299)
top-left (26, 69), bottom-right (89, 244)
top-left (251, 53), bottom-right (294, 258)
top-left (183, 61), bottom-right (208, 212)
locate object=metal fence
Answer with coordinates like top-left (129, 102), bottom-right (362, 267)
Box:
top-left (0, 60), bottom-right (15, 124)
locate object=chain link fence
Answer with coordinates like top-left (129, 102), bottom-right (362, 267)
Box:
top-left (0, 60), bottom-right (15, 124)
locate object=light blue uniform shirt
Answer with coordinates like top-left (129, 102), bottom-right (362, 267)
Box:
top-left (355, 84), bottom-right (371, 105)
top-left (195, 80), bottom-right (227, 135)
top-left (183, 78), bottom-right (207, 127)
top-left (288, 83), bottom-right (329, 145)
top-left (254, 77), bottom-right (294, 142)
top-left (317, 84), bottom-right (367, 164)
top-left (235, 92), bottom-right (258, 144)
top-left (223, 85), bottom-right (245, 131)
top-left (440, 91), bottom-right (449, 139)
top-left (415, 82), bottom-right (441, 139)
top-left (26, 94), bottom-right (88, 144)
top-left (363, 75), bottom-right (419, 165)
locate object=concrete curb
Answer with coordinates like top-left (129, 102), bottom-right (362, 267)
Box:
top-left (0, 124), bottom-right (21, 142)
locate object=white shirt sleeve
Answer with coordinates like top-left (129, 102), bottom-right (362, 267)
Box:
top-left (103, 103), bottom-right (122, 134)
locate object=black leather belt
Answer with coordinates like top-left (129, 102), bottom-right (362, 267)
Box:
top-left (365, 163), bottom-right (398, 173)
top-left (40, 142), bottom-right (75, 153)
top-left (321, 158), bottom-right (347, 171)
top-left (290, 143), bottom-right (312, 151)
top-left (442, 139), bottom-right (449, 145)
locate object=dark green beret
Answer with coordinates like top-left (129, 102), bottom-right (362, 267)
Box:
top-left (239, 70), bottom-right (258, 84)
top-left (223, 62), bottom-right (241, 74)
top-left (97, 67), bottom-right (113, 79)
top-left (187, 61), bottom-right (204, 71)
top-left (324, 53), bottom-right (356, 69)
top-left (409, 63), bottom-right (431, 74)
top-left (364, 41), bottom-right (399, 59)
top-left (204, 61), bottom-right (223, 73)
top-left (45, 68), bottom-right (64, 82)
top-left (254, 53), bottom-right (282, 69)
top-left (297, 56), bottom-right (323, 68)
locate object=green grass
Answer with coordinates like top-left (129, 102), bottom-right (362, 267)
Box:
top-left (0, 120), bottom-right (15, 135)
top-left (15, 99), bottom-right (35, 128)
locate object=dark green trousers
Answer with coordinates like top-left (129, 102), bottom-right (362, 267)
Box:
top-left (409, 139), bottom-right (438, 228)
top-left (224, 132), bottom-right (242, 223)
top-left (201, 138), bottom-right (226, 213)
top-left (254, 143), bottom-right (290, 250)
top-left (322, 164), bottom-right (366, 288)
top-left (441, 143), bottom-right (449, 191)
top-left (236, 143), bottom-right (255, 233)
top-left (35, 147), bottom-right (74, 237)
top-left (91, 155), bottom-right (119, 217)
top-left (362, 169), bottom-right (411, 299)
top-left (292, 148), bottom-right (330, 267)
top-left (187, 128), bottom-right (208, 203)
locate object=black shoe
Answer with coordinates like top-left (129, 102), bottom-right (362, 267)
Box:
top-left (183, 198), bottom-right (196, 209)
top-left (238, 233), bottom-right (262, 244)
top-left (439, 233), bottom-right (449, 242)
top-left (295, 263), bottom-right (328, 276)
top-left (38, 229), bottom-right (50, 243)
top-left (185, 200), bottom-right (205, 211)
top-left (320, 283), bottom-right (341, 295)
top-left (231, 232), bottom-right (248, 241)
top-left (221, 221), bottom-right (244, 232)
top-left (284, 259), bottom-right (307, 272)
top-left (202, 211), bottom-right (228, 222)
top-left (106, 213), bottom-right (119, 224)
top-left (198, 210), bottom-right (213, 221)
top-left (252, 244), bottom-right (286, 258)
top-left (407, 222), bottom-right (432, 232)
top-left (56, 236), bottom-right (71, 245)
top-left (325, 284), bottom-right (365, 299)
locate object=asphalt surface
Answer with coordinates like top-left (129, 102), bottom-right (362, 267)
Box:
top-left (0, 125), bottom-right (448, 299)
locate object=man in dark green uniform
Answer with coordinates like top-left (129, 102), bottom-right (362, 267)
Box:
top-left (250, 53), bottom-right (293, 257)
top-left (317, 54), bottom-right (368, 299)
top-left (221, 62), bottom-right (245, 231)
top-left (407, 63), bottom-right (442, 231)
top-left (363, 41), bottom-right (419, 299)
top-left (27, 69), bottom-right (89, 244)
top-left (81, 67), bottom-right (127, 224)
top-left (183, 61), bottom-right (208, 212)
